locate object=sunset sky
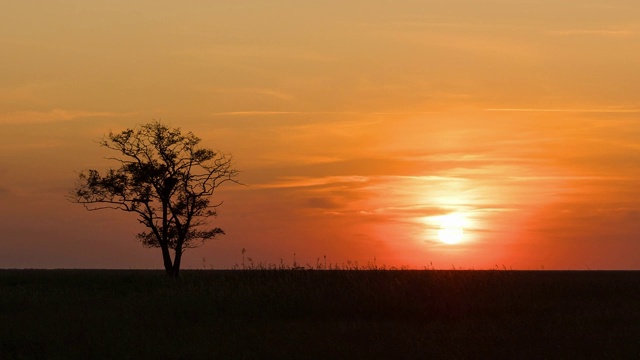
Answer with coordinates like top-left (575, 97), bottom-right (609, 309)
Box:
top-left (2, 1), bottom-right (640, 269)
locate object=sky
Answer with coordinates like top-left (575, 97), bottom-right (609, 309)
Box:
top-left (1, 0), bottom-right (640, 270)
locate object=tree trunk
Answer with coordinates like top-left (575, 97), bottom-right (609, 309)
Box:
top-left (160, 245), bottom-right (176, 276)
top-left (161, 194), bottom-right (176, 276)
top-left (172, 246), bottom-right (183, 277)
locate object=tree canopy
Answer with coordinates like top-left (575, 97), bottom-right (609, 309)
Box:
top-left (70, 121), bottom-right (239, 276)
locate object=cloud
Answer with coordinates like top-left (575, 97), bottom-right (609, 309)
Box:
top-left (484, 108), bottom-right (640, 113)
top-left (209, 110), bottom-right (441, 116)
top-left (305, 197), bottom-right (344, 210)
top-left (211, 111), bottom-right (306, 116)
top-left (251, 175), bottom-right (370, 190)
top-left (547, 29), bottom-right (634, 37)
top-left (202, 46), bottom-right (338, 63)
top-left (0, 109), bottom-right (133, 124)
top-left (507, 175), bottom-right (630, 182)
top-left (249, 173), bottom-right (540, 217)
top-left (0, 82), bottom-right (55, 103)
top-left (378, 27), bottom-right (541, 61)
top-left (205, 88), bottom-right (295, 101)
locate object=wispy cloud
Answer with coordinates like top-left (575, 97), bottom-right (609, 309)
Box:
top-left (547, 29), bottom-right (634, 37)
top-left (379, 29), bottom-right (541, 61)
top-left (201, 46), bottom-right (338, 63)
top-left (0, 109), bottom-right (133, 124)
top-left (485, 108), bottom-right (640, 113)
top-left (210, 110), bottom-right (441, 116)
top-left (0, 82), bottom-right (56, 103)
top-left (507, 175), bottom-right (629, 182)
top-left (251, 175), bottom-right (370, 190)
top-left (205, 88), bottom-right (295, 101)
top-left (211, 111), bottom-right (306, 116)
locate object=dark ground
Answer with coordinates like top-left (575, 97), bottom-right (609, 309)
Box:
top-left (1, 269), bottom-right (639, 359)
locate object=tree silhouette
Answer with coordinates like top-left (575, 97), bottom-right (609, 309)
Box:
top-left (70, 121), bottom-right (239, 276)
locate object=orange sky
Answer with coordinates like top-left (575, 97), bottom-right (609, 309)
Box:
top-left (2, 1), bottom-right (640, 269)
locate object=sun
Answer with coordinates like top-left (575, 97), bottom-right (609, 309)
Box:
top-left (437, 213), bottom-right (465, 244)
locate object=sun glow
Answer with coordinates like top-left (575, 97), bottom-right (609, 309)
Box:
top-left (437, 213), bottom-right (466, 245)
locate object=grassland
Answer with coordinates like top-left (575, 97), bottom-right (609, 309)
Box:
top-left (1, 269), bottom-right (639, 359)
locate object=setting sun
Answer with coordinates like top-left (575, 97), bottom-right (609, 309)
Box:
top-left (437, 214), bottom-right (466, 245)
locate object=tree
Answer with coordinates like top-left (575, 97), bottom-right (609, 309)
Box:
top-left (70, 121), bottom-right (239, 276)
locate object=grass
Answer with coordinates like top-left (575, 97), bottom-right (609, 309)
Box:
top-left (2, 269), bottom-right (640, 359)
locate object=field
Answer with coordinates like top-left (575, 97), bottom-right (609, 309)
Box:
top-left (2, 269), bottom-right (639, 359)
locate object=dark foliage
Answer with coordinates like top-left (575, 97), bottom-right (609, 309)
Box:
top-left (70, 121), bottom-right (239, 276)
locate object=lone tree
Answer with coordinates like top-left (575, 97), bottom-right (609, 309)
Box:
top-left (70, 121), bottom-right (239, 276)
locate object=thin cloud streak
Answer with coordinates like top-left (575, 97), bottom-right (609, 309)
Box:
top-left (508, 176), bottom-right (630, 181)
top-left (250, 175), bottom-right (371, 189)
top-left (485, 108), bottom-right (640, 113)
top-left (547, 29), bottom-right (635, 37)
top-left (204, 88), bottom-right (295, 101)
top-left (0, 109), bottom-right (134, 124)
top-left (210, 111), bottom-right (441, 116)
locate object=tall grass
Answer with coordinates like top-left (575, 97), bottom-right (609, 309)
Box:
top-left (2, 269), bottom-right (639, 359)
